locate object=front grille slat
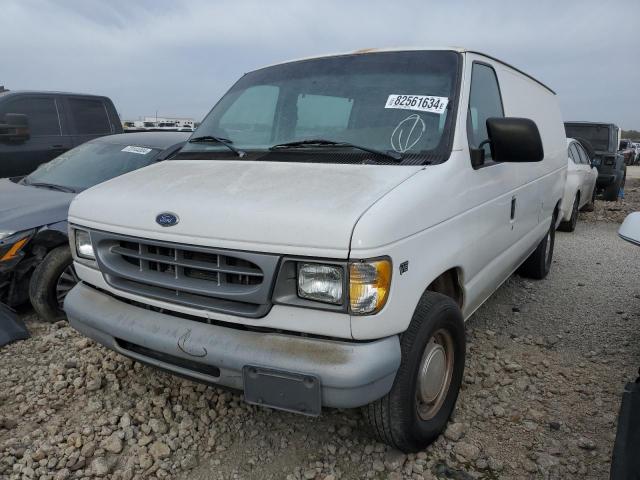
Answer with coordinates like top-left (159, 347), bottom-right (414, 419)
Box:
top-left (90, 230), bottom-right (280, 318)
top-left (110, 245), bottom-right (264, 277)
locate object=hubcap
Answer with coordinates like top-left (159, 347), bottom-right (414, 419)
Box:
top-left (416, 329), bottom-right (454, 420)
top-left (544, 231), bottom-right (552, 263)
top-left (55, 265), bottom-right (79, 308)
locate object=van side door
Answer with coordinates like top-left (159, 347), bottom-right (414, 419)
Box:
top-left (462, 60), bottom-right (520, 309)
top-left (63, 96), bottom-right (116, 147)
top-left (0, 94), bottom-right (72, 177)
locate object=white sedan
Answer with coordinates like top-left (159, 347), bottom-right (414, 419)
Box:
top-left (559, 138), bottom-right (598, 232)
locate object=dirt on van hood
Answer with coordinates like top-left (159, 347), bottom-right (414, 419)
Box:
top-left (68, 160), bottom-right (422, 257)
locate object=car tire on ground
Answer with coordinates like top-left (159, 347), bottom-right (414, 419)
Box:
top-left (518, 212), bottom-right (556, 280)
top-left (29, 246), bottom-right (78, 323)
top-left (559, 194), bottom-right (579, 232)
top-left (603, 180), bottom-right (620, 201)
top-left (363, 291), bottom-right (465, 453)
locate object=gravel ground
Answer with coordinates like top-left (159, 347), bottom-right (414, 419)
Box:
top-left (1, 172), bottom-right (639, 480)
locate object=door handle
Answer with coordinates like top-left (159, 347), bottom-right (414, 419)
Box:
top-left (510, 197), bottom-right (517, 221)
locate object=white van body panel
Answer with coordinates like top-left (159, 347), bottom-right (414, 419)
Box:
top-left (68, 49), bottom-right (566, 342)
top-left (350, 52), bottom-right (566, 339)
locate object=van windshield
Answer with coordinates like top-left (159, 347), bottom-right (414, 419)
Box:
top-left (179, 50), bottom-right (461, 164)
top-left (564, 124), bottom-right (611, 152)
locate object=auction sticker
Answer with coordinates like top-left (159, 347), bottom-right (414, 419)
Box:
top-left (385, 94), bottom-right (448, 114)
top-left (121, 146), bottom-right (152, 155)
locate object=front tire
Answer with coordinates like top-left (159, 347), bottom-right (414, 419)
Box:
top-left (518, 211), bottom-right (556, 280)
top-left (363, 292), bottom-right (465, 453)
top-left (559, 194), bottom-right (579, 232)
top-left (29, 246), bottom-right (77, 323)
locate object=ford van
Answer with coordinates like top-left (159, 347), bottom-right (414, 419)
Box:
top-left (64, 48), bottom-right (567, 451)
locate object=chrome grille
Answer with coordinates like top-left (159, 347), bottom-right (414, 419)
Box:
top-left (90, 230), bottom-right (280, 318)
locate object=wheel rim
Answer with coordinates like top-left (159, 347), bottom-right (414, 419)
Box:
top-left (55, 264), bottom-right (79, 309)
top-left (571, 197), bottom-right (579, 226)
top-left (416, 329), bottom-right (455, 420)
top-left (544, 230), bottom-right (552, 267)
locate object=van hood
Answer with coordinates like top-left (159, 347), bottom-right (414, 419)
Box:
top-left (0, 179), bottom-right (74, 233)
top-left (69, 160), bottom-right (422, 257)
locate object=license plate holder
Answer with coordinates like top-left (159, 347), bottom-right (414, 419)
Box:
top-left (242, 365), bottom-right (321, 416)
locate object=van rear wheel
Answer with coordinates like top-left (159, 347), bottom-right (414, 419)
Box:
top-left (518, 212), bottom-right (556, 280)
top-left (363, 292), bottom-right (465, 453)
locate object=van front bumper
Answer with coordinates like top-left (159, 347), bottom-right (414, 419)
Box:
top-left (64, 283), bottom-right (401, 412)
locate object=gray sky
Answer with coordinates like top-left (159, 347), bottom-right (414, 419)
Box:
top-left (2, 0), bottom-right (639, 129)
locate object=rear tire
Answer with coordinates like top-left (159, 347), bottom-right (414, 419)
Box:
top-left (363, 292), bottom-right (465, 453)
top-left (603, 178), bottom-right (621, 201)
top-left (581, 186), bottom-right (596, 212)
top-left (518, 211), bottom-right (556, 280)
top-left (29, 246), bottom-right (77, 323)
top-left (559, 194), bottom-right (579, 232)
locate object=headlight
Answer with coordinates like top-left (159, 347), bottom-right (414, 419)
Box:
top-left (349, 259), bottom-right (392, 315)
top-left (297, 263), bottom-right (343, 304)
top-left (75, 229), bottom-right (95, 260)
top-left (0, 231), bottom-right (15, 240)
top-left (0, 230), bottom-right (34, 262)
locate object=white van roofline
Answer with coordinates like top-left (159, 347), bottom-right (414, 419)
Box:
top-left (252, 47), bottom-right (556, 95)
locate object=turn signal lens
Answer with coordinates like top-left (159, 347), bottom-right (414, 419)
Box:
top-left (349, 259), bottom-right (391, 315)
top-left (0, 237), bottom-right (29, 262)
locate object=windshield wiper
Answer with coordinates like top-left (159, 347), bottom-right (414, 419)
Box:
top-left (188, 135), bottom-right (246, 158)
top-left (269, 138), bottom-right (402, 162)
top-left (22, 179), bottom-right (76, 193)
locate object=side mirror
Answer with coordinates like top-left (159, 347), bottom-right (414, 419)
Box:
top-left (485, 117), bottom-right (544, 163)
top-left (619, 212), bottom-right (640, 246)
top-left (0, 113), bottom-right (30, 143)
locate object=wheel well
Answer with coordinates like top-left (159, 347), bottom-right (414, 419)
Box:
top-left (426, 268), bottom-right (463, 309)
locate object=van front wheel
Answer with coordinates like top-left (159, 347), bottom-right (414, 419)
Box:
top-left (363, 292), bottom-right (465, 453)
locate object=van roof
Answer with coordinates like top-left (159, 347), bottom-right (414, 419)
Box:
top-left (256, 47), bottom-right (555, 95)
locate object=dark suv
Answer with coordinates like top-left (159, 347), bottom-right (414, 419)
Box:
top-left (0, 90), bottom-right (122, 177)
top-left (564, 122), bottom-right (626, 201)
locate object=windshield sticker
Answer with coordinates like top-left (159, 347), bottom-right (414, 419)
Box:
top-left (390, 114), bottom-right (426, 153)
top-left (385, 94), bottom-right (448, 115)
top-left (121, 146), bottom-right (152, 155)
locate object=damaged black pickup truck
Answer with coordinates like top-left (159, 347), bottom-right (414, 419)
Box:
top-left (0, 132), bottom-right (188, 320)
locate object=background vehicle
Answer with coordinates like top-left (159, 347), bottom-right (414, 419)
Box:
top-left (0, 90), bottom-right (122, 177)
top-left (0, 132), bottom-right (188, 321)
top-left (64, 48), bottom-right (566, 452)
top-left (619, 139), bottom-right (636, 166)
top-left (564, 122), bottom-right (626, 201)
top-left (559, 138), bottom-right (598, 231)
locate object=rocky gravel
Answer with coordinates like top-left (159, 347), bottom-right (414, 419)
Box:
top-left (1, 176), bottom-right (639, 480)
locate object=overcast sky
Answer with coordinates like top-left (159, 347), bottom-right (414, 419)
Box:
top-left (1, 0), bottom-right (639, 129)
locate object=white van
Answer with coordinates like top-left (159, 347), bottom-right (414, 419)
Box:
top-left (64, 48), bottom-right (567, 452)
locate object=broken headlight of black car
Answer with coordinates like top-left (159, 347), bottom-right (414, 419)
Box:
top-left (0, 229), bottom-right (35, 264)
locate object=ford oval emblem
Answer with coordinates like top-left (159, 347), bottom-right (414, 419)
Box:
top-left (156, 212), bottom-right (179, 227)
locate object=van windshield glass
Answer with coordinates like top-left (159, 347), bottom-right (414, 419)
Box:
top-left (179, 51), bottom-right (460, 163)
top-left (564, 124), bottom-right (611, 152)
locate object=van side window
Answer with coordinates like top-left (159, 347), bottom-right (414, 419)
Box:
top-left (68, 98), bottom-right (112, 134)
top-left (467, 63), bottom-right (504, 161)
top-left (218, 85), bottom-right (279, 145)
top-left (0, 97), bottom-right (60, 136)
